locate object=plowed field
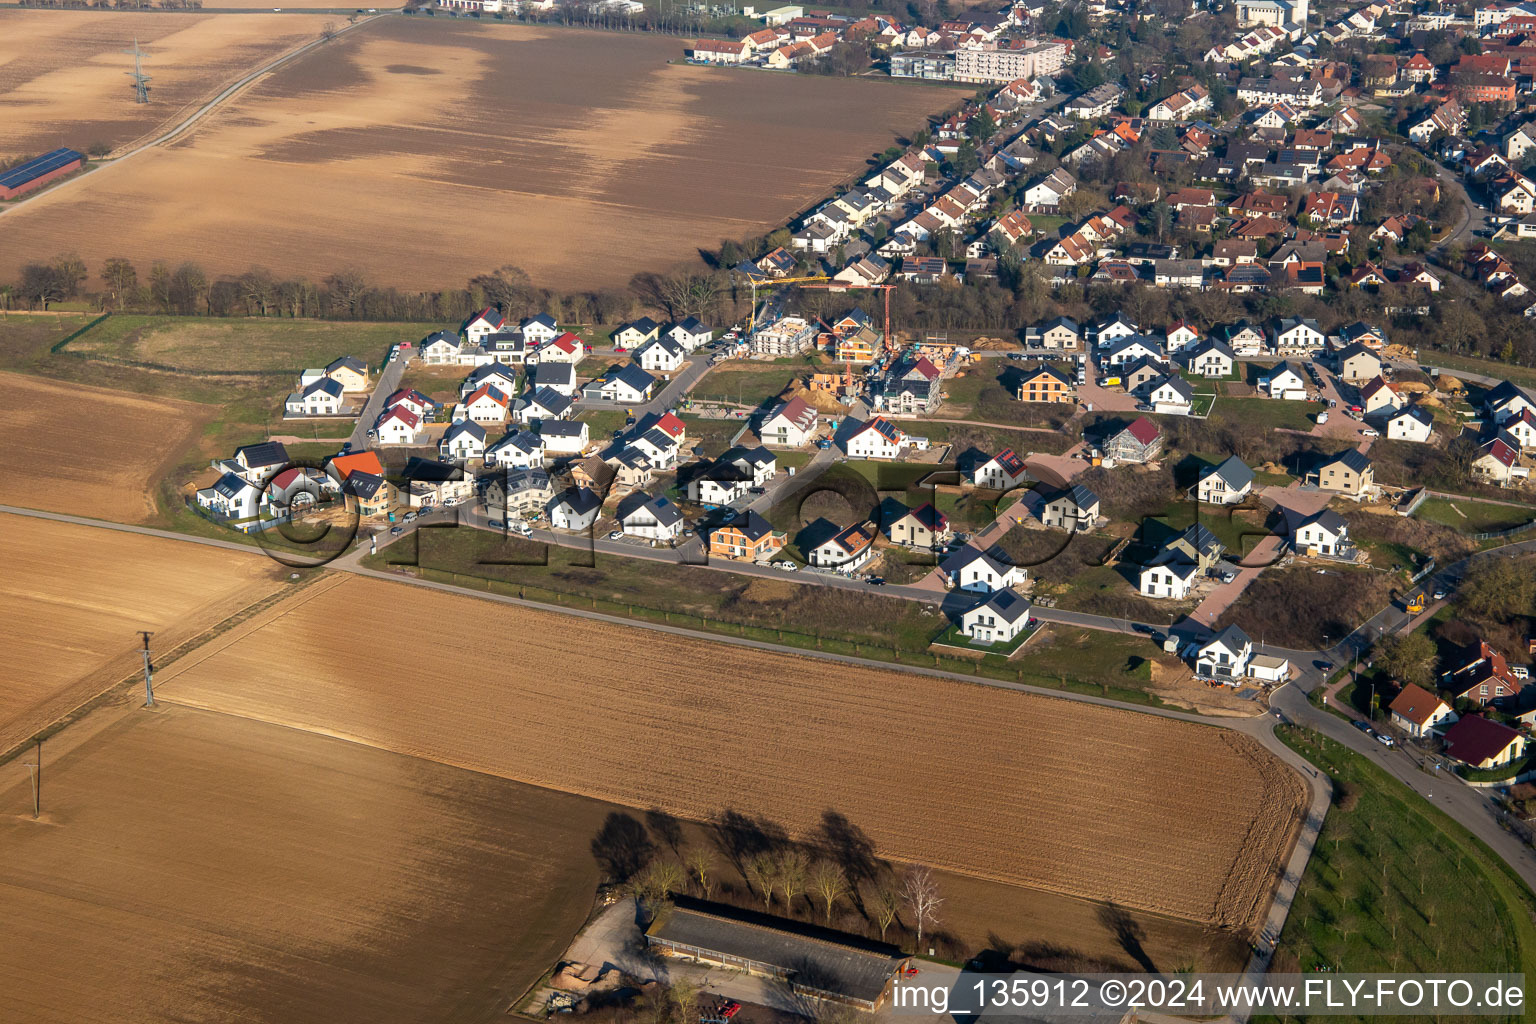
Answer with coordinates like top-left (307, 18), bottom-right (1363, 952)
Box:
top-left (0, 19), bottom-right (966, 290)
top-left (0, 514), bottom-right (284, 753)
top-left (0, 371), bottom-right (211, 522)
top-left (0, 11), bottom-right (335, 160)
top-left (0, 702), bottom-right (605, 1024)
top-left (157, 574), bottom-right (1306, 931)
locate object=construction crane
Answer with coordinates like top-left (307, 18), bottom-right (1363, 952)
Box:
top-left (738, 273), bottom-right (829, 335)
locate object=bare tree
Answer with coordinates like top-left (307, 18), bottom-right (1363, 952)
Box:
top-left (872, 884), bottom-right (900, 941)
top-left (321, 19), bottom-right (338, 40)
top-left (900, 865), bottom-right (943, 950)
top-left (669, 977), bottom-right (700, 1024)
top-left (778, 848), bottom-right (809, 913)
top-left (811, 860), bottom-right (850, 924)
top-left (745, 853), bottom-right (778, 910)
top-left (686, 846), bottom-right (716, 898)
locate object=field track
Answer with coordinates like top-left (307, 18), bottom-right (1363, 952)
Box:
top-left (156, 573), bottom-right (1307, 932)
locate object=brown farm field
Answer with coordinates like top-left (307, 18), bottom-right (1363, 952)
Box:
top-left (0, 514), bottom-right (285, 754)
top-left (0, 19), bottom-right (968, 290)
top-left (0, 702), bottom-right (606, 1024)
top-left (0, 11), bottom-right (335, 161)
top-left (0, 370), bottom-right (213, 522)
top-left (157, 573), bottom-right (1306, 933)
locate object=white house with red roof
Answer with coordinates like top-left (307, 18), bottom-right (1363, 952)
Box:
top-left (375, 405), bottom-right (422, 445)
top-left (1388, 683), bottom-right (1455, 738)
top-left (844, 416), bottom-right (909, 459)
top-left (1444, 640), bottom-right (1527, 708)
top-left (534, 332), bottom-right (584, 365)
top-left (760, 396), bottom-right (819, 447)
top-left (461, 384), bottom-right (510, 425)
top-left (973, 448), bottom-right (1029, 490)
top-left (461, 307), bottom-right (506, 346)
top-left (383, 388), bottom-right (436, 420)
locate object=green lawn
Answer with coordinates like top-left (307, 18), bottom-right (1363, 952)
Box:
top-left (579, 409), bottom-right (631, 439)
top-left (1271, 726), bottom-right (1535, 993)
top-left (1421, 351), bottom-right (1536, 390)
top-left (1209, 395), bottom-right (1326, 432)
top-left (688, 365), bottom-right (802, 407)
top-left (61, 314), bottom-right (434, 373)
top-left (1416, 496), bottom-right (1536, 535)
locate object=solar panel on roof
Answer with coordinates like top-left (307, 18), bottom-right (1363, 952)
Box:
top-left (0, 148), bottom-right (84, 191)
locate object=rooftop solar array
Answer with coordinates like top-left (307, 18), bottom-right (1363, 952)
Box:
top-left (0, 148), bottom-right (84, 191)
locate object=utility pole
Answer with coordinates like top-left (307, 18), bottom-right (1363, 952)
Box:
top-left (138, 631), bottom-right (156, 707)
top-left (123, 38), bottom-right (151, 104)
top-left (23, 739), bottom-right (40, 820)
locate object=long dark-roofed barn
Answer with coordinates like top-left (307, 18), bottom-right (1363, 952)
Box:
top-left (0, 148), bottom-right (85, 200)
top-left (646, 900), bottom-right (907, 1010)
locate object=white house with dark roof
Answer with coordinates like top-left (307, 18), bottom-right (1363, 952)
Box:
top-left (460, 363), bottom-right (519, 400)
top-left (1139, 555), bottom-right (1198, 599)
top-left (196, 471), bottom-right (263, 525)
top-left (959, 587), bottom-right (1033, 645)
top-left (1385, 405), bottom-right (1434, 443)
top-left (1147, 374), bottom-right (1195, 415)
top-left (285, 377), bottom-right (345, 416)
top-left (1185, 337), bottom-right (1236, 377)
top-left (439, 420), bottom-right (487, 462)
top-left (1194, 624), bottom-right (1254, 681)
top-left (667, 317), bottom-right (714, 352)
top-left (942, 545), bottom-right (1027, 593)
top-left (617, 491), bottom-right (684, 541)
top-left (531, 361), bottom-right (578, 397)
top-left (231, 442), bottom-right (290, 485)
top-left (461, 307), bottom-right (506, 346)
top-left (613, 317), bottom-right (661, 348)
top-left (486, 429), bottom-right (545, 469)
top-left (1292, 507), bottom-right (1352, 557)
top-left (538, 420), bottom-right (590, 456)
top-left (637, 335), bottom-right (687, 373)
top-left (519, 313), bottom-right (560, 346)
top-left (548, 486), bottom-right (603, 532)
top-left (1197, 456), bottom-right (1254, 504)
top-left (513, 386), bottom-right (573, 425)
top-left (1265, 361), bottom-right (1308, 400)
top-left (1040, 484), bottom-right (1100, 532)
top-left (583, 364), bottom-right (657, 404)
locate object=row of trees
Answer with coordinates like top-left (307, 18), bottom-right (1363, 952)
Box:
top-left (592, 808), bottom-right (945, 951)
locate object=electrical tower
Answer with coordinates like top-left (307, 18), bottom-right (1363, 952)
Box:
top-left (138, 631), bottom-right (156, 707)
top-left (123, 39), bottom-right (151, 104)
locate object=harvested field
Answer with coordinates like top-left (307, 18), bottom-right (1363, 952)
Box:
top-left (0, 702), bottom-right (605, 1024)
top-left (157, 574), bottom-right (1306, 932)
top-left (0, 11), bottom-right (335, 161)
top-left (0, 370), bottom-right (212, 522)
top-left (0, 514), bottom-right (285, 754)
top-left (0, 19), bottom-right (968, 290)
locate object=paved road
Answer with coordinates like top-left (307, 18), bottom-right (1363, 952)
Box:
top-left (0, 16), bottom-right (382, 220)
top-left (350, 353), bottom-right (410, 450)
top-left (572, 353), bottom-right (715, 419)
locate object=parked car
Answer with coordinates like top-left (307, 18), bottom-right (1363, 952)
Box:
top-left (1352, 720), bottom-right (1372, 734)
top-left (487, 519), bottom-right (504, 530)
top-left (607, 530), bottom-right (624, 540)
top-left (1375, 732), bottom-right (1395, 747)
top-left (1361, 427), bottom-right (1379, 438)
top-left (403, 511), bottom-right (417, 523)
top-left (389, 526), bottom-right (403, 535)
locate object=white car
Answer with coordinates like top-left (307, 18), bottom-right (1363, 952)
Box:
top-left (607, 530), bottom-right (624, 540)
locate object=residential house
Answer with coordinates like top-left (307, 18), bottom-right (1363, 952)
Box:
top-left (486, 429), bottom-right (545, 469)
top-left (461, 363), bottom-right (520, 400)
top-left (1147, 374), bottom-right (1195, 415)
top-left (513, 385), bottom-right (574, 425)
top-left (888, 502), bottom-right (952, 549)
top-left (461, 307), bottom-right (506, 346)
top-left (1385, 405), bottom-right (1434, 443)
top-left (1194, 625), bottom-right (1254, 681)
top-left (1388, 683), bottom-right (1455, 738)
top-left (1198, 456), bottom-right (1254, 504)
top-left (1359, 377), bottom-right (1401, 415)
top-left (230, 442), bottom-right (290, 485)
top-left (1030, 316), bottom-right (1082, 350)
top-left (1307, 448), bottom-right (1374, 497)
top-left (844, 417), bottom-right (909, 459)
top-left (613, 317), bottom-right (661, 348)
top-left (582, 364), bottom-right (657, 404)
top-left (1266, 361), bottom-right (1309, 399)
top-left (710, 511), bottom-right (787, 561)
top-left (1270, 317), bottom-right (1324, 355)
top-left (1292, 508), bottom-right (1352, 557)
top-left (1443, 715), bottom-right (1527, 769)
top-left (1473, 436), bottom-right (1521, 483)
top-left (636, 336), bottom-right (687, 373)
top-left (1444, 641), bottom-right (1525, 708)
top-left (616, 491), bottom-right (685, 542)
top-left (1014, 364), bottom-right (1075, 403)
top-left (439, 420), bottom-right (487, 462)
top-left (1139, 555), bottom-right (1199, 599)
top-left (942, 544), bottom-right (1026, 593)
top-left (531, 362), bottom-right (578, 397)
top-left (972, 448), bottom-right (1029, 490)
top-left (322, 355), bottom-right (369, 392)
top-left (1186, 337), bottom-right (1236, 377)
top-left (1040, 484), bottom-right (1100, 533)
top-left (1335, 342), bottom-right (1382, 383)
top-left (285, 377), bottom-right (345, 416)
top-left (807, 521), bottom-right (877, 570)
top-left (959, 587), bottom-right (1033, 646)
top-left (382, 388), bottom-right (436, 420)
top-left (548, 487), bottom-right (603, 532)
top-left (537, 332), bottom-right (585, 365)
top-left (1102, 416), bottom-right (1163, 464)
top-left (491, 467), bottom-right (554, 516)
top-left (1485, 381), bottom-right (1536, 425)
top-left (538, 420), bottom-right (590, 457)
top-left (195, 472), bottom-right (263, 525)
top-left (760, 396), bottom-right (819, 448)
top-left (375, 405), bottom-right (422, 445)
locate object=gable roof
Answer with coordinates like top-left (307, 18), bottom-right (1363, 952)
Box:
top-left (1119, 415), bottom-right (1161, 446)
top-left (234, 441), bottom-right (290, 469)
top-left (1207, 455), bottom-right (1255, 490)
top-left (1444, 715), bottom-right (1523, 764)
top-left (1321, 447), bottom-right (1372, 474)
top-left (1388, 683), bottom-right (1448, 727)
top-left (979, 586), bottom-right (1032, 624)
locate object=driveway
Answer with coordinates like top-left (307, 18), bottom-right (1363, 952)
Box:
top-left (350, 353), bottom-right (411, 450)
top-left (1075, 358), bottom-right (1140, 413)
